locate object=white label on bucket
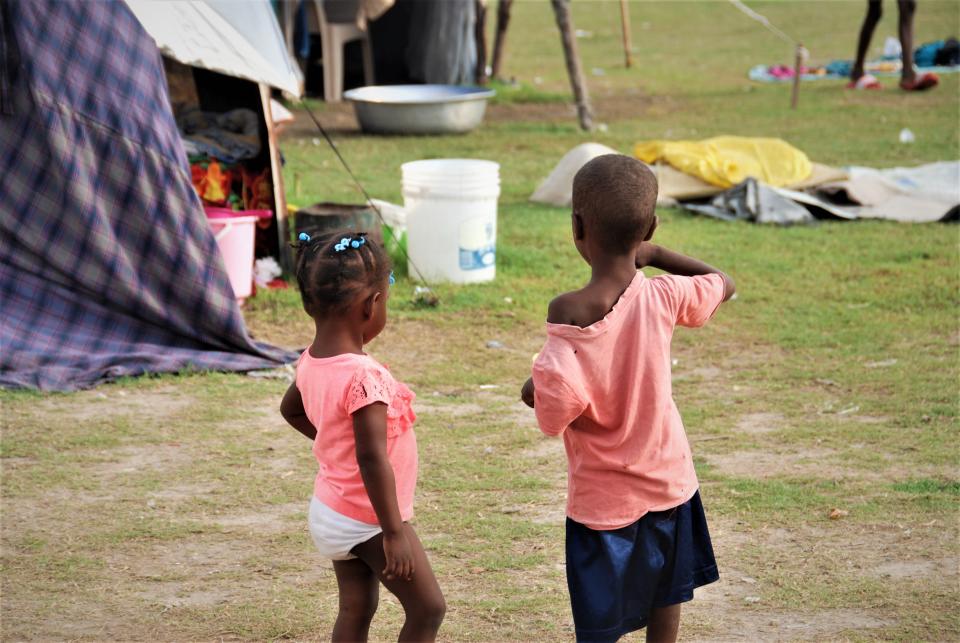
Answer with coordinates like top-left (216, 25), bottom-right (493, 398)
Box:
top-left (459, 217), bottom-right (495, 271)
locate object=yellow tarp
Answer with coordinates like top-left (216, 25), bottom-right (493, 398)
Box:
top-left (634, 136), bottom-right (812, 189)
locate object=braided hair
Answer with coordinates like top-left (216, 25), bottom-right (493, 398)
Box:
top-left (293, 230), bottom-right (392, 318)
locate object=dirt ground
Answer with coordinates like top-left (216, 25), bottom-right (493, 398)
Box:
top-left (1, 401), bottom-right (950, 642)
top-left (3, 315), bottom-right (956, 641)
top-left (281, 90), bottom-right (672, 138)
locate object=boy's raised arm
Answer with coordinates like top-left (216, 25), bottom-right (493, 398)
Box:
top-left (635, 243), bottom-right (736, 302)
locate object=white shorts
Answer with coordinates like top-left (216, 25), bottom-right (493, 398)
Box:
top-left (308, 496), bottom-right (382, 561)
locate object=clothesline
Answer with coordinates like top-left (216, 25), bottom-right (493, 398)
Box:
top-left (728, 0), bottom-right (799, 47)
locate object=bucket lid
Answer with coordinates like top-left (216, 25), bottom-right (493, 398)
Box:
top-left (403, 176), bottom-right (500, 186)
top-left (402, 159), bottom-right (499, 176)
top-left (402, 172), bottom-right (500, 180)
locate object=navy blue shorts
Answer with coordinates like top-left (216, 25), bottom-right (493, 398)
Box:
top-left (565, 491), bottom-right (719, 643)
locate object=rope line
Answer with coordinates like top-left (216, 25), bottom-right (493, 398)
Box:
top-left (728, 0), bottom-right (797, 45)
top-left (297, 100), bottom-right (436, 294)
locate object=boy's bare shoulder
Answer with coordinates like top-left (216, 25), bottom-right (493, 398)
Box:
top-left (547, 291), bottom-right (592, 327)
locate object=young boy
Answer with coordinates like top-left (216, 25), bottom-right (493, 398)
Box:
top-left (521, 154), bottom-right (735, 643)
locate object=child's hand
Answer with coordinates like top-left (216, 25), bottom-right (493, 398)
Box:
top-left (521, 377), bottom-right (535, 408)
top-left (382, 531), bottom-right (415, 581)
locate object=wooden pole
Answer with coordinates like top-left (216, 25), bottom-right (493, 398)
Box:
top-left (619, 0), bottom-right (633, 69)
top-left (475, 0), bottom-right (489, 85)
top-left (551, 0), bottom-right (594, 131)
top-left (260, 84), bottom-right (293, 274)
top-left (790, 43), bottom-right (802, 109)
top-left (491, 0), bottom-right (513, 80)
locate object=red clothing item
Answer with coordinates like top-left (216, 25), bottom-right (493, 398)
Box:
top-left (532, 272), bottom-right (725, 530)
top-left (296, 352), bottom-right (418, 525)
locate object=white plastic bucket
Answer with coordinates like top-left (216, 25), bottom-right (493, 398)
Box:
top-left (209, 215), bottom-right (257, 301)
top-left (402, 159), bottom-right (500, 283)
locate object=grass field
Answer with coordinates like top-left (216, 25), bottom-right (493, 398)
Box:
top-left (3, 1), bottom-right (959, 641)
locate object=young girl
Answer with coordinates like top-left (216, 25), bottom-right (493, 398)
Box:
top-left (521, 155), bottom-right (735, 643)
top-left (280, 231), bottom-right (445, 642)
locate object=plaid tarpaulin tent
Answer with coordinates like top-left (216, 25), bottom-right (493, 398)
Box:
top-left (0, 0), bottom-right (296, 391)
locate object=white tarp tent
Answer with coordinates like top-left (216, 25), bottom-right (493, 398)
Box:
top-left (125, 0), bottom-right (303, 96)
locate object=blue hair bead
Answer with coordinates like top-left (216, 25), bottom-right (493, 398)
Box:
top-left (298, 232), bottom-right (311, 242)
top-left (351, 240), bottom-right (361, 248)
top-left (389, 271), bottom-right (396, 286)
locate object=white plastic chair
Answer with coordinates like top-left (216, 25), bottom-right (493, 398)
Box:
top-left (311, 0), bottom-right (375, 103)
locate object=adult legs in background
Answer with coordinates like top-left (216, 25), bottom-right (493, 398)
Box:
top-left (897, 0), bottom-right (917, 84)
top-left (351, 524), bottom-right (446, 642)
top-left (331, 558), bottom-right (380, 642)
top-left (646, 604), bottom-right (682, 643)
top-left (852, 0), bottom-right (883, 82)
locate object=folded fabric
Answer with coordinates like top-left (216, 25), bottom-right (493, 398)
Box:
top-left (177, 107), bottom-right (261, 163)
top-left (817, 161), bottom-right (960, 222)
top-left (634, 136), bottom-right (812, 189)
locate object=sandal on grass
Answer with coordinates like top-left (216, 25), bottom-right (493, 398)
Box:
top-left (846, 74), bottom-right (882, 90)
top-left (899, 72), bottom-right (939, 91)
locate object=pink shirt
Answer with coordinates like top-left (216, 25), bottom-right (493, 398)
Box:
top-left (532, 272), bottom-right (725, 530)
top-left (296, 351), bottom-right (418, 525)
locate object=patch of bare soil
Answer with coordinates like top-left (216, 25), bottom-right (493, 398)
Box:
top-left (275, 91), bottom-right (677, 140)
top-left (94, 443), bottom-right (194, 476)
top-left (279, 103), bottom-right (357, 138)
top-left (212, 501), bottom-right (305, 534)
top-left (520, 436), bottom-right (565, 461)
top-left (686, 602), bottom-right (892, 642)
top-left (31, 385), bottom-right (192, 425)
top-left (672, 366), bottom-right (724, 383)
top-left (414, 399), bottom-right (485, 418)
top-left (111, 532), bottom-right (330, 612)
top-left (685, 516), bottom-right (902, 641)
top-left (705, 447), bottom-right (839, 479)
top-left (872, 558), bottom-right (940, 580)
top-left (734, 412), bottom-right (785, 435)
top-left (487, 91), bottom-right (677, 125)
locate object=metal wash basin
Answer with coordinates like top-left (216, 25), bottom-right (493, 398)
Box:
top-left (343, 85), bottom-right (496, 135)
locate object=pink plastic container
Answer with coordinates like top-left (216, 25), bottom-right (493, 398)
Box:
top-left (205, 206), bottom-right (272, 221)
top-left (207, 211), bottom-right (259, 302)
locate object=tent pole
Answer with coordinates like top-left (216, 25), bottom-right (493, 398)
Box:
top-left (551, 0), bottom-right (594, 131)
top-left (491, 0), bottom-right (513, 80)
top-left (475, 0), bottom-right (489, 84)
top-left (619, 0), bottom-right (633, 69)
top-left (260, 84), bottom-right (293, 274)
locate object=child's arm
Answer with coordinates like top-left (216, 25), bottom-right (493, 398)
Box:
top-left (280, 383), bottom-right (317, 440)
top-left (636, 243), bottom-right (736, 301)
top-left (520, 377), bottom-right (535, 408)
top-left (353, 403), bottom-right (415, 582)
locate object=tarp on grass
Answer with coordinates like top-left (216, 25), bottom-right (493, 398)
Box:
top-left (0, 0), bottom-right (296, 391)
top-left (634, 136), bottom-right (813, 189)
